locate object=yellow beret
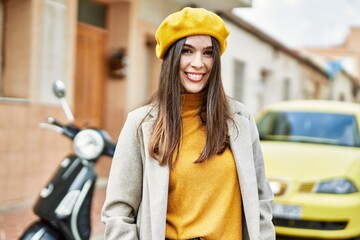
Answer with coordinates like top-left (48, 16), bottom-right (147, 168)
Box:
top-left (155, 7), bottom-right (230, 59)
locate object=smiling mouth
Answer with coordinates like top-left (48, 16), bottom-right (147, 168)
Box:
top-left (186, 73), bottom-right (205, 81)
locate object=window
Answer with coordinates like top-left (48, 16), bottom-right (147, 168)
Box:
top-left (257, 69), bottom-right (271, 111)
top-left (78, 0), bottom-right (107, 28)
top-left (258, 111), bottom-right (360, 147)
top-left (233, 60), bottom-right (245, 102)
top-left (283, 78), bottom-right (290, 100)
top-left (0, 0), bottom-right (32, 99)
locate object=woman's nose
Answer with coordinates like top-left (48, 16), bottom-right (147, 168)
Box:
top-left (190, 52), bottom-right (204, 68)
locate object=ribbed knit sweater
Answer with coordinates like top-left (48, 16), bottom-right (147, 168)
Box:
top-left (165, 92), bottom-right (242, 240)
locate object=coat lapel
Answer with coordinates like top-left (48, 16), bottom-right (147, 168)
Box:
top-left (229, 111), bottom-right (260, 240)
top-left (141, 118), bottom-right (170, 240)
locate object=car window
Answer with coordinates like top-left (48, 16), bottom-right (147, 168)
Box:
top-left (257, 111), bottom-right (360, 147)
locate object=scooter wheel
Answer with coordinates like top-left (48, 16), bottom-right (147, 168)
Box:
top-left (19, 220), bottom-right (62, 240)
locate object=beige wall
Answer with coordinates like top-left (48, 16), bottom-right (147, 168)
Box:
top-left (126, 0), bottom-right (177, 112)
top-left (345, 27), bottom-right (360, 79)
top-left (104, 1), bottom-right (129, 140)
top-left (0, 102), bottom-right (71, 207)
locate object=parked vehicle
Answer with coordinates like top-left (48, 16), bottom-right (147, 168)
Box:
top-left (257, 100), bottom-right (360, 240)
top-left (20, 80), bottom-right (116, 240)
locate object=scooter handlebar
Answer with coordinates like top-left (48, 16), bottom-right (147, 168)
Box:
top-left (40, 117), bottom-right (80, 139)
top-left (47, 116), bottom-right (63, 127)
top-left (39, 122), bottom-right (64, 134)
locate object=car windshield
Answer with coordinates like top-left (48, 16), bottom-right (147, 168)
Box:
top-left (257, 111), bottom-right (360, 147)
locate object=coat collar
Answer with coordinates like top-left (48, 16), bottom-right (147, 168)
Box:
top-left (146, 97), bottom-right (242, 120)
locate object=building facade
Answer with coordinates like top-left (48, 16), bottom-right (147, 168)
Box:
top-left (0, 0), bottom-right (250, 208)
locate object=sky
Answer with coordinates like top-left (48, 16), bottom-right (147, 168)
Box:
top-left (233, 0), bottom-right (360, 49)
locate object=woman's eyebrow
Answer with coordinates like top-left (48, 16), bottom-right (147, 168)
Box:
top-left (183, 44), bottom-right (213, 49)
top-left (183, 44), bottom-right (194, 48)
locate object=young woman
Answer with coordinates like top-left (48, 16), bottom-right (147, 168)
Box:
top-left (101, 7), bottom-right (275, 240)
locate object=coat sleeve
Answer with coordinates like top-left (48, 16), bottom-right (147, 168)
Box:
top-left (249, 114), bottom-right (276, 240)
top-left (101, 111), bottom-right (143, 240)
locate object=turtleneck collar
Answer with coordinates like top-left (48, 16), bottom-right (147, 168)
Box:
top-left (181, 91), bottom-right (206, 111)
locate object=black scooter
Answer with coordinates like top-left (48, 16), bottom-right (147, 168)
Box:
top-left (20, 80), bottom-right (115, 240)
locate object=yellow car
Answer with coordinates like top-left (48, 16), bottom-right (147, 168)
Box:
top-left (256, 100), bottom-right (360, 240)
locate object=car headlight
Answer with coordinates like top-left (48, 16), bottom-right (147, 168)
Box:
top-left (314, 178), bottom-right (358, 194)
top-left (73, 129), bottom-right (105, 160)
top-left (269, 179), bottom-right (288, 196)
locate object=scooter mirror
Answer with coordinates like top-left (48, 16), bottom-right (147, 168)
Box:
top-left (52, 80), bottom-right (74, 123)
top-left (53, 80), bottom-right (66, 99)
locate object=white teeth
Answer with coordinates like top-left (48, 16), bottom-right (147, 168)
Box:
top-left (187, 73), bottom-right (203, 80)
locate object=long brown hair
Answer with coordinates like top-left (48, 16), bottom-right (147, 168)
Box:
top-left (148, 36), bottom-right (233, 167)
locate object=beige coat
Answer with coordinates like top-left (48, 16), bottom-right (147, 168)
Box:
top-left (101, 98), bottom-right (275, 240)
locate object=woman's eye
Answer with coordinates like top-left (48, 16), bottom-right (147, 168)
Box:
top-left (182, 48), bottom-right (192, 54)
top-left (204, 50), bottom-right (213, 56)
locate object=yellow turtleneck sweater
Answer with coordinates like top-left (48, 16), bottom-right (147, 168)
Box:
top-left (165, 93), bottom-right (242, 240)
